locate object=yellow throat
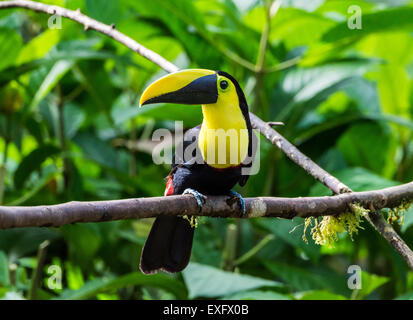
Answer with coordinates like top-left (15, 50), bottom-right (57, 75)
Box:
top-left (198, 89), bottom-right (249, 169)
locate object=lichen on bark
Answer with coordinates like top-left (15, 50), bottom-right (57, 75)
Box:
top-left (303, 203), bottom-right (365, 246)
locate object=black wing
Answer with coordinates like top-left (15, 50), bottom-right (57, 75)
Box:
top-left (239, 129), bottom-right (257, 186)
top-left (172, 125), bottom-right (203, 170)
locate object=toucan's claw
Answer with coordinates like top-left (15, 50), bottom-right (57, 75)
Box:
top-left (228, 190), bottom-right (246, 215)
top-left (183, 188), bottom-right (207, 212)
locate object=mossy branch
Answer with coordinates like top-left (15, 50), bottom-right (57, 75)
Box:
top-left (0, 183), bottom-right (412, 229)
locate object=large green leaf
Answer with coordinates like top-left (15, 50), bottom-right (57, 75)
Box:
top-left (357, 32), bottom-right (413, 66)
top-left (61, 224), bottom-right (101, 269)
top-left (0, 48), bottom-right (139, 88)
top-left (322, 7), bottom-right (413, 42)
top-left (263, 260), bottom-right (348, 295)
top-left (73, 132), bottom-right (120, 171)
top-left (56, 272), bottom-right (187, 300)
top-left (294, 290), bottom-right (347, 300)
top-left (309, 167), bottom-right (398, 196)
top-left (0, 27), bottom-right (22, 71)
top-left (337, 122), bottom-right (398, 178)
top-left (0, 228), bottom-right (60, 258)
top-left (64, 103), bottom-right (86, 139)
top-left (269, 7), bottom-right (336, 49)
top-left (222, 290), bottom-right (291, 300)
top-left (128, 0), bottom-right (223, 68)
top-left (263, 260), bottom-right (325, 291)
top-left (29, 60), bottom-right (73, 112)
top-left (136, 103), bottom-right (203, 128)
top-left (401, 206), bottom-right (413, 233)
top-left (85, 0), bottom-right (123, 25)
top-left (356, 271), bottom-right (389, 299)
top-left (377, 65), bottom-right (411, 118)
top-left (182, 263), bottom-right (282, 298)
top-left (395, 291), bottom-right (413, 300)
top-left (7, 166), bottom-right (60, 206)
top-left (13, 144), bottom-right (61, 189)
top-left (0, 251), bottom-right (10, 287)
top-left (17, 29), bottom-right (60, 65)
top-left (316, 0), bottom-right (375, 16)
top-left (0, 291), bottom-right (25, 300)
top-left (273, 60), bottom-right (374, 124)
top-left (257, 218), bottom-right (321, 261)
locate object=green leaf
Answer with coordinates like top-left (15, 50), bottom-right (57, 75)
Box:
top-left (61, 224), bottom-right (101, 269)
top-left (309, 167), bottom-right (398, 196)
top-left (269, 8), bottom-right (336, 49)
top-left (316, 0), bottom-right (375, 17)
top-left (263, 260), bottom-right (347, 294)
top-left (337, 122), bottom-right (398, 178)
top-left (401, 206), bottom-right (413, 233)
top-left (73, 132), bottom-right (120, 170)
top-left (7, 166), bottom-right (59, 206)
top-left (0, 228), bottom-right (60, 258)
top-left (29, 60), bottom-right (73, 112)
top-left (358, 32), bottom-right (413, 66)
top-left (274, 60), bottom-right (374, 123)
top-left (0, 291), bottom-right (25, 300)
top-left (128, 0), bottom-right (223, 68)
top-left (0, 44), bottom-right (141, 87)
top-left (0, 251), bottom-right (10, 287)
top-left (136, 103), bottom-right (203, 128)
top-left (0, 27), bottom-right (23, 71)
top-left (182, 262), bottom-right (282, 299)
top-left (395, 291), bottom-right (413, 300)
top-left (17, 29), bottom-right (60, 65)
top-left (375, 65), bottom-right (411, 118)
top-left (85, 0), bottom-right (123, 25)
top-left (65, 262), bottom-right (85, 290)
top-left (357, 271), bottom-right (389, 299)
top-left (110, 93), bottom-right (138, 126)
top-left (257, 219), bottom-right (321, 261)
top-left (64, 103), bottom-right (85, 139)
top-left (322, 7), bottom-right (413, 42)
top-left (56, 272), bottom-right (187, 300)
top-left (294, 290), bottom-right (347, 300)
top-left (13, 144), bottom-right (60, 189)
top-left (222, 290), bottom-right (291, 300)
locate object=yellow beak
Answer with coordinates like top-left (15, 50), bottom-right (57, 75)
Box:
top-left (139, 69), bottom-right (217, 107)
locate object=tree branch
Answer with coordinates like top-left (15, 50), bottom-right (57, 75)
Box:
top-left (249, 113), bottom-right (352, 195)
top-left (0, 182), bottom-right (411, 229)
top-left (1, 0), bottom-right (413, 269)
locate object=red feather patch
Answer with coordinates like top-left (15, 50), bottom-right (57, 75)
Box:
top-left (164, 176), bottom-right (174, 196)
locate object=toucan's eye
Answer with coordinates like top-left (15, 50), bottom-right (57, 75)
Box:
top-left (219, 80), bottom-right (229, 90)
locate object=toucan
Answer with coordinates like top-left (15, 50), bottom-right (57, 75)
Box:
top-left (138, 69), bottom-right (255, 274)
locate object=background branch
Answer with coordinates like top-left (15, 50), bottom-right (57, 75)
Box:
top-left (0, 0), bottom-right (178, 73)
top-left (0, 0), bottom-right (412, 270)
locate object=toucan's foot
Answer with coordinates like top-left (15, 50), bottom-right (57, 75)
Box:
top-left (183, 188), bottom-right (207, 212)
top-left (228, 190), bottom-right (246, 215)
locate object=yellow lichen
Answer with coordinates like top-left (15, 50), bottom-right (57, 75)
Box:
top-left (303, 203), bottom-right (364, 246)
top-left (302, 217), bottom-right (312, 244)
top-left (182, 215), bottom-right (198, 228)
top-left (387, 200), bottom-right (411, 226)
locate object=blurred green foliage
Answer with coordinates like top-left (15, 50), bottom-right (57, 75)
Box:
top-left (0, 0), bottom-right (412, 300)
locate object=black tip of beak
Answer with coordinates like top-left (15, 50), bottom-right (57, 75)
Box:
top-left (140, 99), bottom-right (153, 107)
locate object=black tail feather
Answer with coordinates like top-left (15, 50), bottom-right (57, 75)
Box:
top-left (140, 216), bottom-right (194, 274)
